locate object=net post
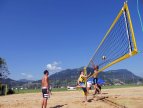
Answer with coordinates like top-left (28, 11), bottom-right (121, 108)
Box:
top-left (123, 7), bottom-right (132, 56)
top-left (5, 84), bottom-right (7, 95)
top-left (83, 67), bottom-right (87, 87)
top-left (84, 67), bottom-right (87, 76)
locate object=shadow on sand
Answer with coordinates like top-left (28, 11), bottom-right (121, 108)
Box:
top-left (50, 104), bottom-right (67, 108)
top-left (87, 98), bottom-right (94, 103)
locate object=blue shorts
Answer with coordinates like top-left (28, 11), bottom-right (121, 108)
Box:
top-left (79, 82), bottom-right (87, 94)
top-left (79, 82), bottom-right (86, 87)
top-left (93, 78), bottom-right (98, 85)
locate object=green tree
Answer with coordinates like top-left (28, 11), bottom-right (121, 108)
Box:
top-left (0, 58), bottom-right (10, 81)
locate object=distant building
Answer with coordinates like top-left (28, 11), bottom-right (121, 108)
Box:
top-left (114, 83), bottom-right (122, 86)
top-left (137, 81), bottom-right (142, 85)
top-left (67, 86), bottom-right (76, 90)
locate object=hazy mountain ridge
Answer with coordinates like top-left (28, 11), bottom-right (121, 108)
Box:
top-left (49, 68), bottom-right (143, 87)
top-left (1, 68), bottom-right (143, 88)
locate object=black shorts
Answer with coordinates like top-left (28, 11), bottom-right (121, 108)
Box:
top-left (93, 78), bottom-right (98, 85)
top-left (42, 88), bottom-right (48, 99)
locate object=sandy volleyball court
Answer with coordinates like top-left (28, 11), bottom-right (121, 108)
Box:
top-left (0, 86), bottom-right (143, 108)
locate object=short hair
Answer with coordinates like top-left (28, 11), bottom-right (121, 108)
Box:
top-left (80, 70), bottom-right (84, 74)
top-left (44, 70), bottom-right (49, 75)
top-left (94, 65), bottom-right (99, 70)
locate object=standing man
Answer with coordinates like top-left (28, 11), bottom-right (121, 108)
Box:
top-left (93, 65), bottom-right (101, 95)
top-left (41, 70), bottom-right (49, 108)
top-left (77, 70), bottom-right (91, 102)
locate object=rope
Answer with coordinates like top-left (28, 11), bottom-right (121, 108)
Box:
top-left (137, 0), bottom-right (143, 32)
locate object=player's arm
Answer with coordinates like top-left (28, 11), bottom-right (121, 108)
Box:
top-left (87, 72), bottom-right (91, 78)
top-left (46, 76), bottom-right (49, 89)
top-left (82, 72), bottom-right (91, 78)
top-left (77, 77), bottom-right (80, 85)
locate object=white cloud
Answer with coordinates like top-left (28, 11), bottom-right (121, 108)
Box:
top-left (21, 73), bottom-right (33, 79)
top-left (21, 73), bottom-right (26, 76)
top-left (27, 74), bottom-right (33, 79)
top-left (46, 61), bottom-right (62, 73)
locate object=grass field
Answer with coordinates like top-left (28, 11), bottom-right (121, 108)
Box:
top-left (14, 88), bottom-right (67, 94)
top-left (13, 84), bottom-right (143, 94)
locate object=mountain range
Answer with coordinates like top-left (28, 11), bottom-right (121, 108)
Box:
top-left (49, 68), bottom-right (143, 87)
top-left (1, 68), bottom-right (143, 89)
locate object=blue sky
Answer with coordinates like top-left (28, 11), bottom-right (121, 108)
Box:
top-left (0, 0), bottom-right (143, 80)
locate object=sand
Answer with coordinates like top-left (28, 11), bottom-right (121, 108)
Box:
top-left (0, 86), bottom-right (143, 108)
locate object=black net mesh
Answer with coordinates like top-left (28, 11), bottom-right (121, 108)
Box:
top-left (88, 10), bottom-right (135, 70)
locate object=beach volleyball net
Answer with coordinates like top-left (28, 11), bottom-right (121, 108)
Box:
top-left (87, 3), bottom-right (138, 73)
